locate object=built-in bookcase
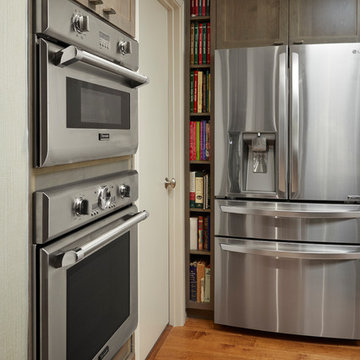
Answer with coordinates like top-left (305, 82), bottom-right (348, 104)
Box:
top-left (185, 0), bottom-right (215, 315)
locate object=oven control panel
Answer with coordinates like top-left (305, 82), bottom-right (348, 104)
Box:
top-left (34, 170), bottom-right (138, 244)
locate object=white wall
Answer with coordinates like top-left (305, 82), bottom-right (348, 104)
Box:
top-left (0, 0), bottom-right (29, 359)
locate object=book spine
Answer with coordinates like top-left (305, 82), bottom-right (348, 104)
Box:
top-left (190, 24), bottom-right (195, 65)
top-left (189, 171), bottom-right (196, 208)
top-left (207, 70), bottom-right (210, 112)
top-left (196, 262), bottom-right (205, 303)
top-left (208, 72), bottom-right (211, 112)
top-left (203, 173), bottom-right (208, 209)
top-left (194, 23), bottom-right (198, 65)
top-left (202, 0), bottom-right (206, 16)
top-left (198, 216), bottom-right (204, 250)
top-left (196, 122), bottom-right (200, 160)
top-left (190, 71), bottom-right (194, 113)
top-left (198, 23), bottom-right (203, 65)
top-left (197, 71), bottom-right (203, 113)
top-left (206, 121), bottom-right (210, 160)
top-left (207, 216), bottom-right (210, 251)
top-left (191, 0), bottom-right (195, 16)
top-left (203, 216), bottom-right (209, 250)
top-left (195, 172), bottom-right (204, 208)
top-left (192, 122), bottom-right (197, 160)
top-left (206, 23), bottom-right (211, 64)
top-left (202, 120), bottom-right (206, 160)
top-left (195, 0), bottom-right (199, 16)
top-left (189, 120), bottom-right (194, 161)
top-left (202, 23), bottom-right (206, 64)
top-left (206, 0), bottom-right (210, 16)
top-left (204, 266), bottom-right (211, 303)
top-left (190, 217), bottom-right (198, 250)
top-left (193, 70), bottom-right (198, 113)
top-left (202, 73), bottom-right (206, 113)
top-left (198, 0), bottom-right (202, 18)
top-left (190, 262), bottom-right (197, 301)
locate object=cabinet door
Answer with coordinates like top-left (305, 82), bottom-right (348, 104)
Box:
top-left (216, 0), bottom-right (288, 48)
top-left (290, 0), bottom-right (360, 44)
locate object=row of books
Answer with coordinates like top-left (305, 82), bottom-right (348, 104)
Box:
top-left (190, 215), bottom-right (210, 251)
top-left (190, 23), bottom-right (211, 65)
top-left (190, 70), bottom-right (211, 113)
top-left (189, 120), bottom-right (210, 161)
top-left (190, 261), bottom-right (211, 303)
top-left (190, 0), bottom-right (210, 17)
top-left (190, 171), bottom-right (210, 209)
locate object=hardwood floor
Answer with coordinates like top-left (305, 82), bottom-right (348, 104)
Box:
top-left (150, 318), bottom-right (360, 360)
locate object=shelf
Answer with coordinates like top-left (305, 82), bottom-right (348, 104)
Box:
top-left (190, 208), bottom-right (211, 213)
top-left (190, 250), bottom-right (211, 256)
top-left (190, 112), bottom-right (210, 117)
top-left (186, 300), bottom-right (213, 311)
top-left (190, 64), bottom-right (211, 69)
top-left (190, 16), bottom-right (210, 22)
top-left (190, 160), bottom-right (211, 165)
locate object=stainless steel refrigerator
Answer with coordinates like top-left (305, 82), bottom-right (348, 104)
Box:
top-left (214, 44), bottom-right (360, 339)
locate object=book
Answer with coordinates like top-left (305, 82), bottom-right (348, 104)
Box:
top-left (191, 0), bottom-right (195, 17)
top-left (198, 23), bottom-right (203, 65)
top-left (189, 262), bottom-right (197, 301)
top-left (196, 121), bottom-right (200, 160)
top-left (204, 265), bottom-right (211, 303)
top-left (201, 277), bottom-right (205, 302)
top-left (190, 23), bottom-right (195, 65)
top-left (202, 120), bottom-right (206, 160)
top-left (198, 215), bottom-right (204, 250)
top-left (195, 172), bottom-right (204, 208)
top-left (202, 71), bottom-right (206, 113)
top-left (190, 71), bottom-right (194, 113)
top-left (206, 0), bottom-right (210, 16)
top-left (206, 122), bottom-right (210, 160)
top-left (203, 173), bottom-right (208, 209)
top-left (203, 216), bottom-right (209, 250)
top-left (202, 23), bottom-right (207, 64)
top-left (206, 23), bottom-right (211, 64)
top-left (194, 23), bottom-right (198, 65)
top-left (196, 262), bottom-right (205, 302)
top-left (194, 0), bottom-right (199, 17)
top-left (197, 70), bottom-right (203, 113)
top-left (202, 0), bottom-right (206, 16)
top-left (193, 70), bottom-right (198, 113)
top-left (190, 217), bottom-right (198, 250)
top-left (189, 171), bottom-right (196, 207)
top-left (198, 0), bottom-right (202, 18)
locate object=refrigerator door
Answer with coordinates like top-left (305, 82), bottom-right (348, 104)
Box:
top-left (290, 43), bottom-right (360, 201)
top-left (215, 46), bottom-right (288, 199)
top-left (215, 237), bottom-right (360, 339)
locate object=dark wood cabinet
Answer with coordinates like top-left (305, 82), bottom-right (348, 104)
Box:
top-left (216, 0), bottom-right (288, 48)
top-left (289, 0), bottom-right (360, 44)
top-left (216, 0), bottom-right (360, 48)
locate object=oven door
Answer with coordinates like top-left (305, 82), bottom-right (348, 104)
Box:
top-left (36, 38), bottom-right (147, 167)
top-left (37, 205), bottom-right (147, 360)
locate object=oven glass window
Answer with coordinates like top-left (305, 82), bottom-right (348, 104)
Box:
top-left (66, 77), bottom-right (130, 129)
top-left (67, 232), bottom-right (130, 360)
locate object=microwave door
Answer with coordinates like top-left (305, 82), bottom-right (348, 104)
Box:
top-left (290, 43), bottom-right (360, 201)
top-left (215, 46), bottom-right (288, 199)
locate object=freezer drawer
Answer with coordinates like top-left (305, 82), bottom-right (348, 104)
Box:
top-left (215, 237), bottom-right (360, 339)
top-left (216, 199), bottom-right (360, 244)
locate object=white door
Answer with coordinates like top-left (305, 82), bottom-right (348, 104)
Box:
top-left (136, 1), bottom-right (170, 359)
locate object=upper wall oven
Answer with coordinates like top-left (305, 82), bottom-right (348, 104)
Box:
top-left (34, 0), bottom-right (148, 167)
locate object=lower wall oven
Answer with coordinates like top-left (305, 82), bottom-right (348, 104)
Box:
top-left (33, 171), bottom-right (148, 360)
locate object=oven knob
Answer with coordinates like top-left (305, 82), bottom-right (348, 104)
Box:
top-left (118, 41), bottom-right (132, 55)
top-left (119, 184), bottom-right (130, 198)
top-left (72, 14), bottom-right (90, 33)
top-left (73, 197), bottom-right (90, 216)
top-left (98, 186), bottom-right (112, 210)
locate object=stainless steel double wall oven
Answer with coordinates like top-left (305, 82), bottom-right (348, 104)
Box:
top-left (34, 0), bottom-right (147, 167)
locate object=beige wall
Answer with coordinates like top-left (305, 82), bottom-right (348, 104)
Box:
top-left (0, 0), bottom-right (29, 359)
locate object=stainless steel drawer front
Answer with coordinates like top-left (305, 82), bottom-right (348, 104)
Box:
top-left (215, 237), bottom-right (360, 339)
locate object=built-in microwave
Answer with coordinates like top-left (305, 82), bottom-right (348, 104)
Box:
top-left (35, 38), bottom-right (147, 167)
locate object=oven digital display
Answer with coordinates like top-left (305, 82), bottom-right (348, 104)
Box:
top-left (66, 232), bottom-right (130, 360)
top-left (66, 77), bottom-right (130, 129)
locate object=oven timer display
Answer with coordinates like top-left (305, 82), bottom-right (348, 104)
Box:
top-left (99, 31), bottom-right (110, 50)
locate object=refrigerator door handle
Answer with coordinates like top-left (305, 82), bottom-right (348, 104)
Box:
top-left (220, 204), bottom-right (360, 219)
top-left (291, 52), bottom-right (300, 197)
top-left (220, 243), bottom-right (360, 260)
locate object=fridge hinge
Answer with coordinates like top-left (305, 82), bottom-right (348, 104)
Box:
top-left (346, 195), bottom-right (360, 203)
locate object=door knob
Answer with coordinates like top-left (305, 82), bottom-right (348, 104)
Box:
top-left (165, 177), bottom-right (176, 189)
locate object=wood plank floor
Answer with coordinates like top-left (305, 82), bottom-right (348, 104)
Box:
top-left (150, 318), bottom-right (360, 360)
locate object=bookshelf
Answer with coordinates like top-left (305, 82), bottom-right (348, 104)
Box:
top-left (184, 0), bottom-right (215, 316)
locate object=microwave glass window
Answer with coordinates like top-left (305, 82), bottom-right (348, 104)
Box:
top-left (66, 77), bottom-right (130, 129)
top-left (67, 233), bottom-right (130, 360)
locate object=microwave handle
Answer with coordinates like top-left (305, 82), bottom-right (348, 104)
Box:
top-left (53, 210), bottom-right (149, 268)
top-left (54, 45), bottom-right (149, 88)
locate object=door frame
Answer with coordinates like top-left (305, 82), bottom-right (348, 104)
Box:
top-left (157, 0), bottom-right (185, 327)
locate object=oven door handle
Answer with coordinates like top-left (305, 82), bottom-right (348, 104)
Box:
top-left (53, 210), bottom-right (149, 268)
top-left (54, 45), bottom-right (149, 88)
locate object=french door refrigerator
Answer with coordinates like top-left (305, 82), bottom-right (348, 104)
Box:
top-left (214, 44), bottom-right (360, 339)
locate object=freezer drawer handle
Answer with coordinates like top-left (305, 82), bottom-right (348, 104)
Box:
top-left (220, 243), bottom-right (360, 260)
top-left (53, 210), bottom-right (149, 268)
top-left (220, 205), bottom-right (360, 219)
top-left (54, 45), bottom-right (149, 88)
